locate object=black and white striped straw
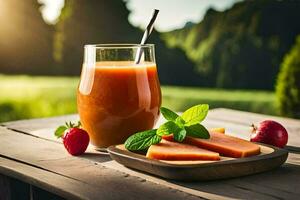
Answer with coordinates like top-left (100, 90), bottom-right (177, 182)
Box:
top-left (135, 9), bottom-right (159, 64)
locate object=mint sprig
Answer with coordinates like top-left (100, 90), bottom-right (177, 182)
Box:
top-left (160, 107), bottom-right (179, 121)
top-left (157, 121), bottom-right (179, 136)
top-left (181, 104), bottom-right (209, 126)
top-left (185, 123), bottom-right (209, 139)
top-left (125, 104), bottom-right (210, 151)
top-left (174, 128), bottom-right (187, 142)
top-left (124, 129), bottom-right (161, 151)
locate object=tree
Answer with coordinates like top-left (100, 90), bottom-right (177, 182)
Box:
top-left (54, 0), bottom-right (140, 75)
top-left (163, 0), bottom-right (300, 89)
top-left (148, 32), bottom-right (202, 86)
top-left (54, 0), bottom-right (199, 87)
top-left (276, 35), bottom-right (300, 118)
top-left (0, 0), bottom-right (53, 74)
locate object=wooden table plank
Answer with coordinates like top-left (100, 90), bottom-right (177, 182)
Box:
top-left (108, 163), bottom-right (299, 199)
top-left (1, 114), bottom-right (79, 134)
top-left (1, 133), bottom-right (299, 199)
top-left (0, 127), bottom-right (201, 200)
top-left (209, 108), bottom-right (300, 128)
top-left (0, 128), bottom-right (291, 200)
top-left (1, 109), bottom-right (300, 199)
top-left (0, 156), bottom-right (97, 200)
top-left (0, 174), bottom-right (11, 200)
top-left (3, 108), bottom-right (299, 148)
top-left (101, 153), bottom-right (300, 200)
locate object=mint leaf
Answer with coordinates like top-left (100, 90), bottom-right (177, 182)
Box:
top-left (125, 129), bottom-right (161, 151)
top-left (185, 124), bottom-right (210, 139)
top-left (175, 116), bottom-right (185, 128)
top-left (157, 121), bottom-right (187, 142)
top-left (55, 126), bottom-right (67, 138)
top-left (157, 121), bottom-right (180, 136)
top-left (181, 104), bottom-right (209, 126)
top-left (160, 107), bottom-right (179, 121)
top-left (124, 104), bottom-right (211, 151)
top-left (173, 128), bottom-right (187, 142)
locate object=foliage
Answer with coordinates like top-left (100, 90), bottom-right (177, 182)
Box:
top-left (148, 32), bottom-right (202, 86)
top-left (0, 75), bottom-right (77, 122)
top-left (54, 0), bottom-right (140, 75)
top-left (1, 0), bottom-right (300, 91)
top-left (0, 75), bottom-right (276, 123)
top-left (163, 0), bottom-right (300, 89)
top-left (54, 0), bottom-right (198, 86)
top-left (276, 35), bottom-right (300, 118)
top-left (0, 0), bottom-right (54, 74)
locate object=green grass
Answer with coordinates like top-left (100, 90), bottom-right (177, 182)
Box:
top-left (0, 74), bottom-right (276, 122)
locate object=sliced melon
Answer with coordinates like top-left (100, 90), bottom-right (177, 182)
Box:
top-left (146, 139), bottom-right (220, 161)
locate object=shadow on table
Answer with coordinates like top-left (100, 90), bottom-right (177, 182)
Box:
top-left (170, 163), bottom-right (300, 199)
top-left (79, 152), bottom-right (112, 163)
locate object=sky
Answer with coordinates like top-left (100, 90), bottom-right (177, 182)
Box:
top-left (39, 0), bottom-right (241, 32)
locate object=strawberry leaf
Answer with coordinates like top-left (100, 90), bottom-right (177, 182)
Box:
top-left (55, 125), bottom-right (67, 138)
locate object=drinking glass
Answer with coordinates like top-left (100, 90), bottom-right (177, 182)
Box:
top-left (77, 44), bottom-right (161, 149)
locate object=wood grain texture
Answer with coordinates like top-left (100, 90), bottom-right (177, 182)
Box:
top-left (0, 156), bottom-right (102, 200)
top-left (2, 109), bottom-right (299, 147)
top-left (0, 127), bottom-right (201, 200)
top-left (0, 174), bottom-right (11, 200)
top-left (0, 109), bottom-right (300, 200)
top-left (1, 114), bottom-right (78, 135)
top-left (30, 185), bottom-right (67, 200)
top-left (101, 153), bottom-right (300, 200)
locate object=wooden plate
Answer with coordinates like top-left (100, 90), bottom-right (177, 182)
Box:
top-left (107, 143), bottom-right (288, 181)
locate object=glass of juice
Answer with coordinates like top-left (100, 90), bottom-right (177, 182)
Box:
top-left (77, 44), bottom-right (161, 149)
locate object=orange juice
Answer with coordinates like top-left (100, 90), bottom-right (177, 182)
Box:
top-left (77, 61), bottom-right (161, 148)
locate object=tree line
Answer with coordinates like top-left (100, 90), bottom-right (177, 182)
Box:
top-left (0, 0), bottom-right (299, 91)
top-left (0, 0), bottom-right (198, 87)
top-left (163, 0), bottom-right (300, 90)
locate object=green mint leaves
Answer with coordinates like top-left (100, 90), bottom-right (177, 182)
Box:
top-left (174, 128), bottom-right (187, 142)
top-left (124, 129), bottom-right (161, 151)
top-left (181, 104), bottom-right (209, 126)
top-left (125, 104), bottom-right (210, 151)
top-left (157, 121), bottom-right (187, 142)
top-left (157, 121), bottom-right (179, 136)
top-left (160, 107), bottom-right (179, 121)
top-left (185, 123), bottom-right (209, 139)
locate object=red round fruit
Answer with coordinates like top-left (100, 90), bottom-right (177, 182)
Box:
top-left (250, 120), bottom-right (288, 148)
top-left (63, 128), bottom-right (90, 155)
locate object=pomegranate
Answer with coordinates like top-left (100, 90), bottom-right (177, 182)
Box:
top-left (250, 120), bottom-right (288, 148)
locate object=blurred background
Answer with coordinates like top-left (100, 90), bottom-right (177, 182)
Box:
top-left (0, 0), bottom-right (300, 122)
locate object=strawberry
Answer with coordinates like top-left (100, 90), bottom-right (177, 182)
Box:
top-left (55, 121), bottom-right (90, 156)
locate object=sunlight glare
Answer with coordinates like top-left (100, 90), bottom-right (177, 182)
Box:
top-left (38, 0), bottom-right (64, 24)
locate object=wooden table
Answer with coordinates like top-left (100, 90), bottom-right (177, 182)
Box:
top-left (0, 108), bottom-right (299, 200)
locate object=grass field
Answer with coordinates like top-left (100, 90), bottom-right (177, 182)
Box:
top-left (0, 75), bottom-right (276, 122)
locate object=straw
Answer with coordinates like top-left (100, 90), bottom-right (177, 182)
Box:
top-left (135, 9), bottom-right (159, 64)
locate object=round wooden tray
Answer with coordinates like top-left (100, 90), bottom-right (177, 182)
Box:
top-left (107, 143), bottom-right (288, 181)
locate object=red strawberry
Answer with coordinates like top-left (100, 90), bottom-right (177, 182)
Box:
top-left (55, 122), bottom-right (89, 156)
